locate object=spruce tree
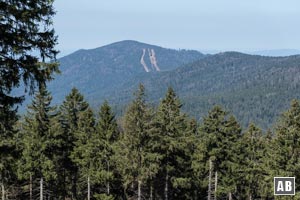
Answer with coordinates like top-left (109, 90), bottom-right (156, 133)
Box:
top-left (1, 1), bottom-right (59, 197)
top-left (17, 85), bottom-right (57, 200)
top-left (271, 99), bottom-right (300, 197)
top-left (94, 101), bottom-right (119, 199)
top-left (195, 106), bottom-right (241, 199)
top-left (116, 84), bottom-right (160, 200)
top-left (259, 129), bottom-right (274, 199)
top-left (0, 104), bottom-right (17, 200)
top-left (191, 126), bottom-right (209, 199)
top-left (220, 115), bottom-right (241, 199)
top-left (238, 123), bottom-right (265, 199)
top-left (1, 0), bottom-right (59, 109)
top-left (153, 87), bottom-right (190, 200)
top-left (70, 108), bottom-right (96, 200)
top-left (57, 87), bottom-right (89, 199)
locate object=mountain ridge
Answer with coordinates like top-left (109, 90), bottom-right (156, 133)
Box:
top-left (47, 40), bottom-right (205, 104)
top-left (16, 41), bottom-right (300, 129)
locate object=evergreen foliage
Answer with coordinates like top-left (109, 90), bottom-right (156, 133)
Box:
top-left (57, 87), bottom-right (90, 199)
top-left (195, 106), bottom-right (242, 199)
top-left (1, 84), bottom-right (300, 199)
top-left (272, 100), bottom-right (300, 195)
top-left (153, 87), bottom-right (191, 199)
top-left (238, 123), bottom-right (265, 199)
top-left (1, 0), bottom-right (58, 197)
top-left (94, 101), bottom-right (119, 198)
top-left (0, 0), bottom-right (59, 108)
top-left (17, 85), bottom-right (57, 199)
top-left (116, 84), bottom-right (160, 200)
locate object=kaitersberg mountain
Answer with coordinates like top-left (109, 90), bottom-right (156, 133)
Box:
top-left (48, 40), bottom-right (205, 105)
top-left (24, 40), bottom-right (300, 129)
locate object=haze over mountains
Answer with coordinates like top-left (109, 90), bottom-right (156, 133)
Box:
top-left (19, 40), bottom-right (300, 129)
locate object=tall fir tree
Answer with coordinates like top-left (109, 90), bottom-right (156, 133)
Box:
top-left (195, 106), bottom-right (241, 199)
top-left (116, 84), bottom-right (160, 200)
top-left (57, 87), bottom-right (89, 199)
top-left (153, 87), bottom-right (191, 200)
top-left (237, 123), bottom-right (265, 199)
top-left (191, 125), bottom-right (209, 199)
top-left (259, 129), bottom-right (274, 199)
top-left (271, 99), bottom-right (300, 199)
top-left (0, 104), bottom-right (18, 200)
top-left (70, 108), bottom-right (96, 200)
top-left (94, 101), bottom-right (120, 199)
top-left (17, 85), bottom-right (57, 200)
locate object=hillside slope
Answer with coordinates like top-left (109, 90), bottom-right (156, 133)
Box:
top-left (110, 52), bottom-right (300, 128)
top-left (17, 42), bottom-right (300, 129)
top-left (48, 40), bottom-right (205, 104)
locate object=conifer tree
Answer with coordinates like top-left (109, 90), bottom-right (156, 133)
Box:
top-left (70, 108), bottom-right (96, 200)
top-left (17, 85), bottom-right (57, 200)
top-left (195, 106), bottom-right (241, 199)
top-left (71, 101), bottom-right (120, 200)
top-left (94, 101), bottom-right (119, 199)
top-left (259, 129), bottom-right (274, 199)
top-left (153, 87), bottom-right (190, 200)
top-left (57, 87), bottom-right (89, 199)
top-left (1, 0), bottom-right (59, 109)
top-left (220, 115), bottom-right (241, 199)
top-left (1, 1), bottom-right (59, 197)
top-left (271, 99), bottom-right (300, 196)
top-left (0, 104), bottom-right (18, 200)
top-left (191, 127), bottom-right (209, 199)
top-left (116, 84), bottom-right (160, 200)
top-left (238, 123), bottom-right (265, 199)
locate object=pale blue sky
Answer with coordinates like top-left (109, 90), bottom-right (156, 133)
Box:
top-left (53, 0), bottom-right (300, 56)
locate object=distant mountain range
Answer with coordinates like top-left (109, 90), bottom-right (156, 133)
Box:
top-left (248, 49), bottom-right (300, 57)
top-left (17, 40), bottom-right (300, 129)
top-left (200, 49), bottom-right (300, 57)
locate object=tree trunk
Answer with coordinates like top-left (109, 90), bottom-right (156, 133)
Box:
top-left (150, 184), bottom-right (153, 200)
top-left (88, 176), bottom-right (90, 200)
top-left (40, 177), bottom-right (43, 200)
top-left (228, 192), bottom-right (232, 200)
top-left (164, 172), bottom-right (168, 200)
top-left (214, 171), bottom-right (218, 200)
top-left (1, 182), bottom-right (4, 200)
top-left (138, 180), bottom-right (142, 200)
top-left (107, 160), bottom-right (110, 195)
top-left (208, 159), bottom-right (212, 200)
top-left (107, 182), bottom-right (110, 196)
top-left (30, 174), bottom-right (33, 200)
top-left (73, 172), bottom-right (78, 200)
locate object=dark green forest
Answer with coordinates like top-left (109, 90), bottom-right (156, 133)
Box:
top-left (42, 43), bottom-right (300, 131)
top-left (2, 84), bottom-right (300, 199)
top-left (2, 0), bottom-right (300, 199)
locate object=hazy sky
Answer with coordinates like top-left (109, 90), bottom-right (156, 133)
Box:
top-left (53, 0), bottom-right (300, 56)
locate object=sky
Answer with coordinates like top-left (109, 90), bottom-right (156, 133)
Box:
top-left (53, 0), bottom-right (300, 56)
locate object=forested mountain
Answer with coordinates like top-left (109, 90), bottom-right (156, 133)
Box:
top-left (4, 1), bottom-right (300, 199)
top-left (47, 40), bottom-right (205, 104)
top-left (109, 52), bottom-right (300, 128)
top-left (17, 42), bottom-right (300, 129)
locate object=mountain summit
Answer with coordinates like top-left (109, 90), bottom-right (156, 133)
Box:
top-left (48, 40), bottom-right (205, 104)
